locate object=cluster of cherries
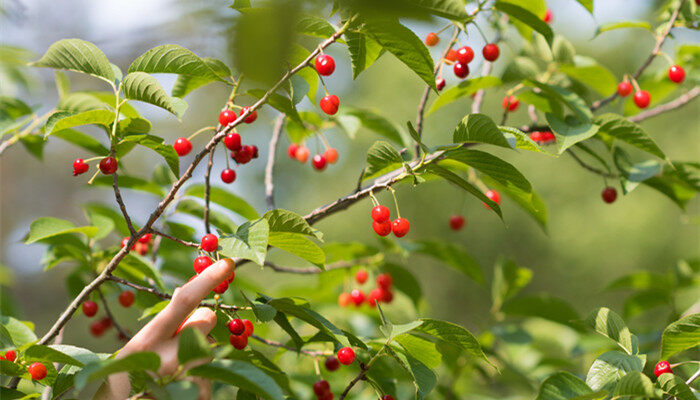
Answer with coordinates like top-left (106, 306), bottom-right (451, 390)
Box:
top-left (338, 271), bottom-right (395, 308)
top-left (82, 287), bottom-right (134, 337)
top-left (120, 233), bottom-right (153, 256)
top-left (313, 347), bottom-right (356, 399)
top-left (0, 349), bottom-right (47, 381)
top-left (502, 95), bottom-right (519, 112)
top-left (430, 39), bottom-right (501, 89)
top-left (72, 155), bottom-right (118, 177)
top-left (315, 54), bottom-right (341, 115)
top-left (371, 205), bottom-right (410, 238)
top-left (617, 64), bottom-right (685, 109)
top-left (192, 234), bottom-right (235, 294)
top-left (227, 317), bottom-right (254, 350)
top-left (287, 143), bottom-right (339, 171)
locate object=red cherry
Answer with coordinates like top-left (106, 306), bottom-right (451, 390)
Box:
top-left (541, 131), bottom-right (556, 143)
top-left (201, 234), bottom-right (219, 252)
top-left (425, 32), bottom-right (439, 46)
top-left (138, 233), bottom-right (151, 244)
top-left (456, 46), bottom-right (474, 64)
top-left (355, 269), bottom-right (369, 284)
top-left (633, 90), bottom-right (650, 108)
top-left (135, 242), bottom-right (148, 256)
top-left (295, 146), bottom-right (310, 163)
top-left (229, 333), bottom-right (248, 350)
top-left (193, 256), bottom-right (213, 274)
top-left (240, 106), bottom-right (257, 124)
top-left (99, 317), bottom-right (113, 329)
top-left (502, 96), bottom-right (519, 111)
top-left (382, 396), bottom-right (395, 400)
top-left (601, 187), bottom-right (617, 203)
top-left (453, 62), bottom-right (469, 79)
top-left (227, 319), bottom-right (245, 335)
top-left (449, 215), bottom-right (465, 231)
top-left (654, 361), bottom-right (672, 377)
top-left (391, 218), bottom-right (410, 237)
top-left (313, 380), bottom-right (331, 396)
top-left (436, 77), bottom-right (446, 91)
top-left (212, 279), bottom-right (229, 294)
top-left (484, 189), bottom-right (501, 208)
top-left (99, 156), bottom-right (118, 175)
top-left (377, 273), bottom-right (393, 289)
top-left (227, 269), bottom-right (236, 284)
top-left (350, 289), bottom-right (365, 306)
top-left (90, 320), bottom-right (106, 336)
top-left (312, 154), bottom-right (327, 171)
top-left (314, 54), bottom-right (336, 76)
top-left (482, 43), bottom-right (500, 62)
top-left (337, 347), bottom-right (355, 365)
top-left (543, 9), bottom-right (552, 23)
top-left (617, 81), bottom-right (633, 97)
top-left (338, 293), bottom-right (352, 307)
top-left (219, 109), bottom-right (237, 126)
top-left (224, 133), bottom-right (242, 151)
top-left (324, 356), bottom-right (340, 372)
top-left (4, 350), bottom-right (16, 362)
top-left (221, 168), bottom-right (236, 184)
top-left (445, 49), bottom-right (458, 62)
top-left (372, 220), bottom-right (392, 236)
top-left (28, 362), bottom-right (47, 381)
top-left (324, 148), bottom-right (338, 164)
top-left (320, 95), bottom-right (340, 115)
top-left (287, 143), bottom-right (299, 159)
top-left (242, 319), bottom-right (254, 337)
top-left (173, 137), bottom-right (192, 157)
top-left (367, 288), bottom-right (383, 307)
top-left (72, 159), bottom-right (89, 176)
top-left (82, 300), bottom-right (98, 317)
top-left (120, 237), bottom-right (130, 249)
top-left (668, 65), bottom-right (685, 83)
top-left (372, 205), bottom-right (391, 223)
top-left (118, 291), bottom-right (135, 308)
top-left (380, 288), bottom-right (393, 303)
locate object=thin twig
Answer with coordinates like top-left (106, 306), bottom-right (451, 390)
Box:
top-left (568, 150), bottom-right (617, 178)
top-left (339, 363), bottom-right (370, 400)
top-left (96, 287), bottom-right (132, 340)
top-left (112, 172), bottom-right (137, 236)
top-left (265, 115), bottom-right (285, 210)
top-left (263, 254), bottom-right (383, 274)
top-left (250, 334), bottom-right (330, 356)
top-left (203, 147), bottom-right (216, 234)
top-left (629, 86), bottom-right (700, 123)
top-left (150, 230), bottom-right (199, 248)
top-left (686, 367), bottom-right (700, 385)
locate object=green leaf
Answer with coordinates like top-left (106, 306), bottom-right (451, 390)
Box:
top-left (83, 203), bottom-right (131, 236)
top-left (52, 128), bottom-right (109, 155)
top-left (383, 263), bottom-right (422, 308)
top-left (172, 57), bottom-right (232, 98)
top-left (413, 239), bottom-right (484, 284)
top-left (498, 126), bottom-right (546, 153)
top-left (594, 113), bottom-right (666, 159)
top-left (23, 344), bottom-right (83, 366)
top-left (491, 258), bottom-right (533, 313)
top-left (453, 113), bottom-right (511, 149)
top-left (92, 175), bottom-right (165, 197)
top-left (267, 232), bottom-right (325, 267)
top-left (502, 294), bottom-right (580, 328)
top-left (0, 360), bottom-right (28, 377)
top-left (536, 371), bottom-right (599, 400)
top-left (219, 218), bottom-right (269, 266)
top-left (657, 373), bottom-right (695, 400)
top-left (188, 360), bottom-right (285, 400)
top-left (185, 185), bottom-right (259, 220)
top-left (403, 0), bottom-right (470, 20)
top-left (425, 164), bottom-right (502, 218)
top-left (20, 134), bottom-right (45, 160)
top-left (560, 62), bottom-right (617, 97)
top-left (120, 254), bottom-right (165, 290)
top-left (44, 109), bottom-right (115, 137)
top-left (481, 175), bottom-right (548, 230)
top-left (345, 31), bottom-right (384, 79)
top-left (0, 316), bottom-right (36, 346)
top-left (342, 108), bottom-right (406, 145)
top-left (495, 1), bottom-right (553, 45)
top-left (395, 333), bottom-right (441, 369)
top-left (117, 117), bottom-right (151, 135)
top-left (129, 45), bottom-right (227, 83)
top-left (407, 121), bottom-right (429, 154)
top-left (362, 17), bottom-right (436, 91)
top-left (611, 372), bottom-right (660, 399)
top-left (415, 318), bottom-right (491, 365)
top-left (546, 113), bottom-right (599, 154)
top-left (262, 209), bottom-right (320, 239)
top-left (428, 76), bottom-right (502, 114)
top-left (121, 72), bottom-right (187, 118)
top-left (660, 313), bottom-right (700, 359)
top-left (247, 89), bottom-right (301, 124)
top-left (30, 39), bottom-right (115, 85)
top-left (584, 308), bottom-right (635, 355)
top-left (74, 352), bottom-right (160, 390)
top-left (288, 44), bottom-right (318, 103)
top-left (574, 0), bottom-right (593, 14)
top-left (595, 21), bottom-right (652, 37)
top-left (267, 298), bottom-right (343, 342)
top-left (54, 71), bottom-right (70, 98)
top-left (25, 217), bottom-right (98, 244)
top-left (118, 134), bottom-right (179, 176)
top-left (388, 347), bottom-right (437, 400)
top-left (585, 350), bottom-right (645, 391)
top-left (295, 15), bottom-right (338, 39)
top-left (363, 141), bottom-right (404, 180)
top-left (178, 328), bottom-right (212, 366)
top-left (444, 148), bottom-right (533, 197)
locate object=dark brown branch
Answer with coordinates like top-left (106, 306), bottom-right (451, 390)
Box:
top-left (263, 254), bottom-right (383, 274)
top-left (96, 287), bottom-right (132, 340)
top-left (265, 115), bottom-right (285, 210)
top-left (112, 172), bottom-right (137, 236)
top-left (150, 229), bottom-right (199, 248)
top-left (203, 147), bottom-right (216, 234)
top-left (250, 334), bottom-right (329, 356)
top-left (629, 86), bottom-right (700, 123)
top-left (339, 363), bottom-right (370, 400)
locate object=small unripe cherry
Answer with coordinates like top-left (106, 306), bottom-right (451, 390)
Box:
top-left (28, 362), bottom-right (47, 380)
top-left (445, 49), bottom-right (458, 62)
top-left (654, 361), bottom-right (672, 377)
top-left (372, 220), bottom-right (392, 236)
top-left (617, 81), bottom-right (633, 97)
top-left (436, 77), bottom-right (446, 91)
top-left (240, 106), bottom-right (257, 123)
top-left (633, 90), bottom-right (651, 108)
top-left (72, 159), bottom-right (89, 176)
top-left (242, 319), bottom-right (254, 337)
top-left (295, 146), bottom-right (310, 163)
top-left (324, 148), bottom-right (338, 164)
top-left (229, 333), bottom-right (248, 350)
top-left (372, 205), bottom-right (390, 223)
top-left (82, 300), bottom-right (98, 317)
top-left (312, 154), bottom-right (327, 171)
top-left (135, 242), bottom-right (148, 256)
top-left (456, 46), bottom-right (474, 64)
top-left (482, 43), bottom-right (500, 62)
top-left (377, 273), bottom-right (393, 289)
top-left (324, 356), bottom-right (340, 372)
top-left (224, 133), bottom-right (242, 151)
top-left (212, 279), bottom-right (229, 294)
top-left (320, 95), bottom-right (340, 115)
top-left (193, 256), bottom-right (213, 274)
top-left (350, 289), bottom-right (365, 306)
top-left (201, 234), bottom-right (219, 252)
top-left (601, 187), bottom-right (617, 203)
top-left (355, 269), bottom-right (369, 284)
top-left (453, 62), bottom-right (469, 79)
top-left (391, 218), bottom-right (410, 237)
top-left (219, 109), bottom-right (237, 126)
top-left (118, 291), bottom-right (135, 308)
top-left (314, 54), bottom-right (336, 76)
top-left (449, 215), bottom-right (465, 231)
top-left (668, 65), bottom-right (685, 83)
top-left (221, 168), bottom-right (236, 184)
top-left (425, 32), bottom-right (439, 46)
top-left (338, 292), bottom-right (352, 307)
top-left (227, 319), bottom-right (245, 335)
top-left (313, 380), bottom-right (331, 396)
top-left (337, 347), bottom-right (356, 365)
top-left (502, 96), bottom-right (519, 111)
top-left (138, 233), bottom-right (152, 244)
top-left (173, 137), bottom-right (192, 157)
top-left (4, 350), bottom-right (16, 362)
top-left (99, 156), bottom-right (118, 175)
top-left (543, 9), bottom-right (552, 23)
top-left (287, 143), bottom-right (299, 159)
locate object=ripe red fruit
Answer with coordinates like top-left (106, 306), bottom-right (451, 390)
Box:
top-left (530, 131), bottom-right (556, 144)
top-left (240, 106), bottom-right (257, 123)
top-left (227, 319), bottom-right (245, 335)
top-left (313, 380), bottom-right (331, 396)
top-left (99, 156), bottom-right (118, 175)
top-left (449, 215), bottom-right (465, 231)
top-left (90, 320), bottom-right (106, 336)
top-left (295, 146), bottom-right (310, 163)
top-left (453, 62), bottom-right (469, 79)
top-left (484, 189), bottom-right (501, 208)
top-left (4, 350), bottom-right (15, 362)
top-left (72, 159), bottom-right (89, 176)
top-left (456, 46), bottom-right (474, 64)
top-left (338, 292), bottom-right (352, 307)
top-left (601, 187), bottom-right (617, 203)
top-left (324, 356), bottom-right (340, 372)
top-left (502, 95), bottom-right (519, 111)
top-left (350, 289), bottom-right (365, 306)
top-left (224, 133), bottom-right (242, 151)
top-left (445, 49), bottom-right (458, 62)
top-left (82, 300), bottom-right (98, 317)
top-left (221, 168), bottom-right (236, 184)
top-left (28, 362), bottom-right (47, 380)
top-left (312, 154), bottom-right (327, 171)
top-left (482, 43), bottom-right (500, 62)
top-left (173, 137), bottom-right (192, 157)
top-left (425, 32), bottom-right (439, 46)
top-left (138, 233), bottom-right (151, 244)
top-left (135, 242), bottom-right (148, 256)
top-left (193, 256), bottom-right (213, 274)
top-left (372, 205), bottom-right (390, 223)
top-left (219, 109), bottom-right (237, 126)
top-left (120, 238), bottom-right (130, 250)
top-left (232, 145), bottom-right (255, 164)
top-left (436, 77), bottom-right (446, 91)
top-left (543, 9), bottom-right (552, 23)
top-left (367, 288), bottom-right (383, 307)
top-left (391, 218), bottom-right (410, 237)
top-left (320, 95), bottom-right (340, 115)
top-left (668, 65), bottom-right (685, 83)
top-left (380, 288), bottom-right (394, 303)
top-left (315, 54), bottom-right (336, 76)
top-left (633, 90), bottom-right (650, 108)
top-left (229, 334), bottom-right (248, 350)
top-left (617, 81), bottom-right (633, 97)
top-left (118, 291), bottom-right (135, 308)
top-left (654, 361), bottom-right (672, 377)
top-left (201, 234), bottom-right (219, 252)
top-left (355, 269), bottom-right (369, 284)
top-left (377, 273), bottom-right (393, 289)
top-left (337, 347), bottom-right (356, 365)
top-left (212, 279), bottom-right (229, 294)
top-left (372, 220), bottom-right (392, 236)
top-left (242, 319), bottom-right (254, 337)
top-left (324, 148), bottom-right (338, 164)
top-left (382, 396), bottom-right (395, 400)
top-left (287, 143), bottom-right (299, 159)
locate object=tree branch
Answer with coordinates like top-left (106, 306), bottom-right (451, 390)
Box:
top-left (629, 86), bottom-right (700, 123)
top-left (263, 254), bottom-right (383, 274)
top-left (203, 147), bottom-right (216, 234)
top-left (567, 150), bottom-right (617, 178)
top-left (249, 334), bottom-right (330, 357)
top-left (96, 287), bottom-right (132, 340)
top-left (339, 363), bottom-right (371, 400)
top-left (112, 172), bottom-right (137, 236)
top-left (150, 229), bottom-right (199, 248)
top-left (265, 115), bottom-right (285, 210)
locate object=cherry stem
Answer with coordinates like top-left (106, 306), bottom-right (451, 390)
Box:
top-left (436, 23), bottom-right (452, 35)
top-left (659, 51), bottom-right (675, 66)
top-left (473, 22), bottom-right (489, 43)
top-left (224, 144), bottom-right (231, 169)
top-left (368, 191), bottom-right (380, 207)
top-left (387, 186), bottom-right (401, 219)
top-left (313, 358), bottom-right (321, 377)
top-left (318, 132), bottom-right (331, 149)
top-left (318, 74), bottom-right (329, 96)
top-left (631, 78), bottom-right (641, 92)
top-left (187, 126), bottom-right (216, 141)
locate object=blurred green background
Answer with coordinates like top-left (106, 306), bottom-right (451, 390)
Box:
top-left (0, 0), bottom-right (698, 358)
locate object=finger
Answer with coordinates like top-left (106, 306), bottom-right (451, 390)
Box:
top-left (176, 308), bottom-right (217, 337)
top-left (146, 258), bottom-right (235, 339)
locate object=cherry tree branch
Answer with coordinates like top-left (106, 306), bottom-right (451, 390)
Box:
top-left (629, 86), bottom-right (700, 123)
top-left (339, 362), bottom-right (371, 400)
top-left (112, 172), bottom-right (137, 236)
top-left (250, 334), bottom-right (330, 357)
top-left (263, 254), bottom-right (383, 274)
top-left (150, 229), bottom-right (199, 247)
top-left (203, 148), bottom-right (216, 234)
top-left (96, 287), bottom-right (132, 340)
top-left (265, 115), bottom-right (285, 210)
top-left (567, 150), bottom-right (617, 178)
